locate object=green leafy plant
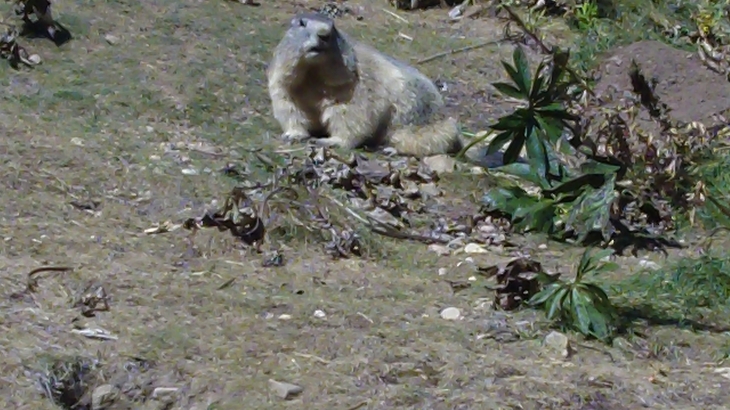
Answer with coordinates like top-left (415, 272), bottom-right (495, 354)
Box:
top-left (470, 23), bottom-right (713, 255)
top-left (573, 1), bottom-right (599, 31)
top-left (461, 45), bottom-right (577, 186)
top-left (530, 248), bottom-right (618, 341)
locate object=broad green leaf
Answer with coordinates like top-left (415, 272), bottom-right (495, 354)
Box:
top-left (515, 199), bottom-right (555, 234)
top-left (529, 282), bottom-right (562, 306)
top-left (547, 286), bottom-right (570, 321)
top-left (486, 130), bottom-right (514, 155)
top-left (512, 46), bottom-right (532, 97)
top-left (491, 112), bottom-right (527, 131)
top-left (578, 283), bottom-right (613, 308)
top-left (493, 82), bottom-right (527, 100)
top-left (579, 248), bottom-right (615, 276)
top-left (502, 61), bottom-right (527, 95)
top-left (529, 60), bottom-right (548, 101)
top-left (579, 160), bottom-right (622, 175)
top-left (493, 162), bottom-right (551, 189)
top-left (544, 173), bottom-right (606, 197)
top-left (576, 289), bottom-right (612, 340)
top-left (481, 185), bottom-right (537, 216)
top-left (504, 132), bottom-right (526, 165)
top-left (565, 175), bottom-right (618, 243)
top-left (572, 288), bottom-right (592, 335)
top-left (584, 301), bottom-right (611, 340)
top-left (576, 248), bottom-right (597, 281)
top-left (525, 126), bottom-right (550, 183)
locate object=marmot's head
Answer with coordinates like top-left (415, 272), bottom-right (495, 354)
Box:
top-left (287, 13), bottom-right (340, 64)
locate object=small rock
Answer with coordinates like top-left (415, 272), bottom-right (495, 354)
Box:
top-left (449, 4), bottom-right (466, 19)
top-left (612, 336), bottom-right (633, 352)
top-left (456, 256), bottom-right (475, 267)
top-left (313, 309), bottom-right (326, 319)
top-left (538, 244), bottom-right (548, 250)
top-left (104, 34), bottom-right (120, 45)
top-left (92, 384), bottom-right (120, 410)
top-left (27, 54), bottom-right (42, 65)
top-left (422, 154), bottom-right (457, 174)
top-left (468, 276), bottom-right (477, 281)
top-left (544, 331), bottom-right (573, 358)
top-left (181, 168), bottom-right (198, 175)
top-left (268, 379), bottom-right (303, 400)
top-left (428, 244), bottom-right (451, 256)
top-left (440, 307), bottom-right (461, 320)
top-left (418, 182), bottom-right (442, 197)
top-left (70, 137), bottom-right (84, 146)
top-left (714, 367), bottom-right (730, 380)
top-left (278, 314), bottom-right (292, 320)
top-left (463, 243), bottom-right (488, 254)
top-left (438, 267), bottom-right (448, 276)
top-left (479, 224), bottom-right (497, 234)
top-left (151, 387), bottom-right (179, 399)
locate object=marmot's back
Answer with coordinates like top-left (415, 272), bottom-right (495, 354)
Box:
top-left (266, 12), bottom-right (462, 157)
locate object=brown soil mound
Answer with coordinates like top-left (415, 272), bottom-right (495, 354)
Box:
top-left (594, 40), bottom-right (730, 127)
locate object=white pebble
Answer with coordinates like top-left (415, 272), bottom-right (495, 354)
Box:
top-left (313, 309), bottom-right (326, 319)
top-left (278, 314), bottom-right (292, 320)
top-left (440, 307), bottom-right (461, 320)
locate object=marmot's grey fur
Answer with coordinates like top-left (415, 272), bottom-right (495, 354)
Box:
top-left (266, 12), bottom-right (463, 158)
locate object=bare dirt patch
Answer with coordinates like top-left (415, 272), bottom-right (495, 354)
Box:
top-left (0, 1), bottom-right (729, 409)
top-left (595, 40), bottom-right (730, 130)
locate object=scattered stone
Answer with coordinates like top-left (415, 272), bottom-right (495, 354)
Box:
top-left (612, 336), bottom-right (633, 353)
top-left (714, 367), bottom-right (730, 380)
top-left (428, 244), bottom-right (451, 256)
top-left (468, 276), bottom-right (477, 281)
top-left (440, 306), bottom-right (461, 320)
top-left (268, 379), bottom-right (303, 400)
top-left (313, 309), bottom-right (326, 319)
top-left (538, 244), bottom-right (548, 250)
top-left (422, 154), bottom-right (457, 174)
top-left (438, 267), bottom-right (448, 276)
top-left (463, 243), bottom-right (488, 254)
top-left (70, 137), bottom-right (84, 147)
top-left (104, 34), bottom-right (120, 45)
top-left (92, 384), bottom-right (120, 410)
top-left (151, 387), bottom-right (179, 399)
top-left (25, 52), bottom-right (43, 64)
top-left (278, 314), bottom-right (292, 320)
top-left (544, 331), bottom-right (573, 358)
top-left (181, 168), bottom-right (198, 175)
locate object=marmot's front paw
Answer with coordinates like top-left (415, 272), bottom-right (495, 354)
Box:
top-left (282, 131), bottom-right (311, 143)
top-left (310, 137), bottom-right (344, 148)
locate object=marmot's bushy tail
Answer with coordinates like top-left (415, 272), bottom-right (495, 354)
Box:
top-left (389, 117), bottom-right (463, 157)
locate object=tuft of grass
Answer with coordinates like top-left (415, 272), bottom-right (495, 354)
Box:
top-left (613, 252), bottom-right (730, 330)
top-left (564, 0), bottom-right (699, 71)
top-left (32, 353), bottom-right (101, 410)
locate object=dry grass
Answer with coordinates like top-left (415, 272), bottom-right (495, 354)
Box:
top-left (1, 0), bottom-right (730, 409)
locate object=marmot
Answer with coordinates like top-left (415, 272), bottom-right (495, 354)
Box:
top-left (266, 12), bottom-right (463, 158)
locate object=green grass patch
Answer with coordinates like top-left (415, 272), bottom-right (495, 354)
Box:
top-left (612, 252), bottom-right (730, 331)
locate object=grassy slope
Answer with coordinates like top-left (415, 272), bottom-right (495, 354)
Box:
top-left (0, 0), bottom-right (729, 409)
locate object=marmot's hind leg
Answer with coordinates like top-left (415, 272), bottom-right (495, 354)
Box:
top-left (321, 103), bottom-right (390, 149)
